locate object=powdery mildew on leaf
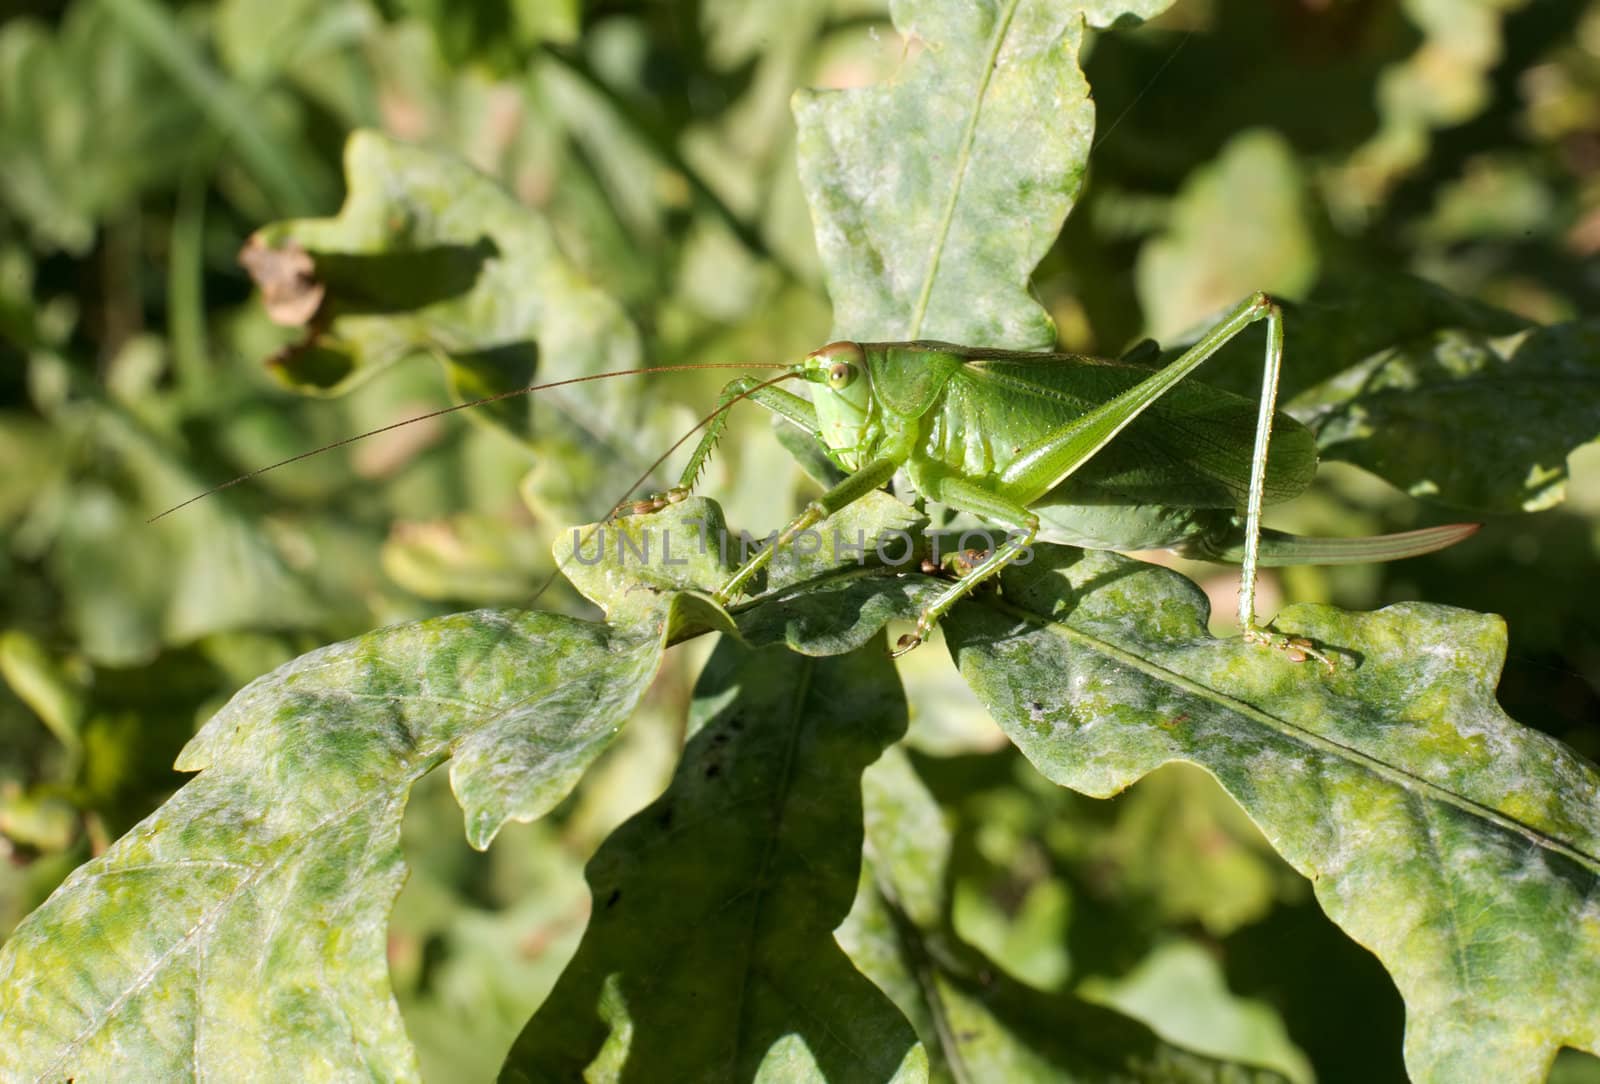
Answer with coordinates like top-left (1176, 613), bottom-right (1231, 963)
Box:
top-left (794, 0), bottom-right (1174, 348)
top-left (0, 610), bottom-right (665, 1081)
top-left (945, 547), bottom-right (1600, 1083)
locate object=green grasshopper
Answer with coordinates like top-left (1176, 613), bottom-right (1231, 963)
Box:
top-left (622, 293), bottom-right (1474, 666)
top-left (160, 293), bottom-right (1472, 668)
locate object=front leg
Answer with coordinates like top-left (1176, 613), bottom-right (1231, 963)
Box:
top-left (714, 455), bottom-right (902, 604)
top-left (615, 377), bottom-right (822, 518)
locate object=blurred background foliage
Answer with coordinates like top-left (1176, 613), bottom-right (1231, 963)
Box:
top-left (0, 0), bottom-right (1597, 1080)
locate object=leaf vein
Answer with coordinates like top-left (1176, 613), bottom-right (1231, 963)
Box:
top-left (726, 656), bottom-right (815, 1076)
top-left (908, 0), bottom-right (1022, 339)
top-left (992, 596), bottom-right (1600, 876)
top-left (35, 787), bottom-right (407, 1080)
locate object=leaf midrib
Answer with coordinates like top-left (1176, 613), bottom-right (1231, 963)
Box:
top-left (728, 653), bottom-right (814, 1076)
top-left (32, 780), bottom-right (429, 1082)
top-left (907, 0), bottom-right (1023, 340)
top-left (985, 594), bottom-right (1600, 877)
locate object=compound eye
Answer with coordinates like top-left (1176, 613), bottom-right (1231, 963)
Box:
top-left (810, 340), bottom-right (865, 388)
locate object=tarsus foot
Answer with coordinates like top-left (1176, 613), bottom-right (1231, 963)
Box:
top-left (1243, 625), bottom-right (1336, 672)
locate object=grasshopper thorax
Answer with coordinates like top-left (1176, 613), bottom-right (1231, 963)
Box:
top-left (801, 341), bottom-right (875, 469)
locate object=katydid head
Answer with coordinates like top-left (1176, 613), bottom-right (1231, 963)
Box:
top-left (800, 341), bottom-right (873, 468)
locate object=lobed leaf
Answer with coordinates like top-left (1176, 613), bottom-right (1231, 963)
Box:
top-left (795, 0), bottom-right (1174, 348)
top-left (0, 609), bottom-right (668, 1080)
top-left (553, 497), bottom-right (737, 623)
top-left (557, 495), bottom-right (943, 657)
top-left (243, 131), bottom-right (686, 513)
top-left (1290, 318), bottom-right (1600, 513)
top-left (943, 546), bottom-right (1600, 1083)
top-left (837, 747), bottom-right (1293, 1082)
top-left (503, 637), bottom-right (925, 1083)
top-left (248, 130), bottom-right (633, 392)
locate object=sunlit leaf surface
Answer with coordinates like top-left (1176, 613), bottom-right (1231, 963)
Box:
top-left (946, 547), bottom-right (1600, 1082)
top-left (1293, 318), bottom-right (1600, 513)
top-left (0, 611), bottom-right (666, 1080)
top-left (796, 0), bottom-right (1175, 347)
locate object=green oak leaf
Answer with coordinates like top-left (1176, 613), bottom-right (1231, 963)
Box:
top-left (248, 130), bottom-right (630, 394)
top-left (1078, 941), bottom-right (1314, 1083)
top-left (764, 489), bottom-right (928, 591)
top-left (553, 497), bottom-right (735, 621)
top-left (502, 637), bottom-right (926, 1083)
top-left (1290, 318), bottom-right (1600, 513)
top-left (556, 494), bottom-right (942, 656)
top-left (837, 747), bottom-right (1292, 1082)
top-left (734, 571), bottom-right (939, 658)
top-left (795, 0), bottom-right (1175, 348)
top-left (943, 545), bottom-right (1600, 1083)
top-left (724, 482), bottom-right (939, 656)
top-left (0, 609), bottom-right (668, 1080)
top-left (245, 130), bottom-right (684, 508)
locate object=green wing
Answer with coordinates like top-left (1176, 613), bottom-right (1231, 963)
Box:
top-left (949, 354), bottom-right (1318, 509)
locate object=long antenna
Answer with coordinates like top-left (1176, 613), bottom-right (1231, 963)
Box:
top-left (603, 369), bottom-right (803, 522)
top-left (1091, 31), bottom-right (1189, 153)
top-left (531, 369), bottom-right (805, 606)
top-left (148, 362), bottom-right (786, 522)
